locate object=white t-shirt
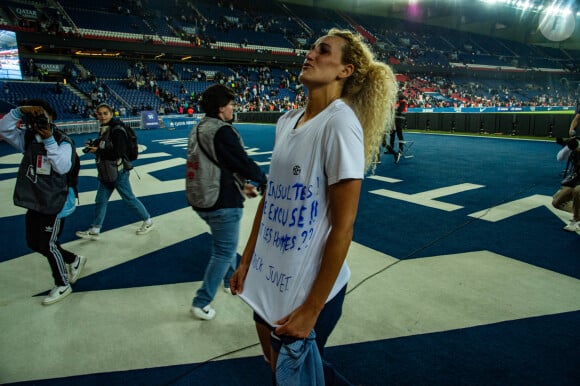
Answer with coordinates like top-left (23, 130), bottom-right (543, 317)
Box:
top-left (240, 99), bottom-right (364, 326)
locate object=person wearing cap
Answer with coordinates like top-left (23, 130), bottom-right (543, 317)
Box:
top-left (76, 103), bottom-right (153, 240)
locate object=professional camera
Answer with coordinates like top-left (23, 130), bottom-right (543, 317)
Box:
top-left (82, 139), bottom-right (99, 153)
top-left (568, 137), bottom-right (580, 150)
top-left (21, 113), bottom-right (49, 133)
top-left (556, 136), bottom-right (580, 150)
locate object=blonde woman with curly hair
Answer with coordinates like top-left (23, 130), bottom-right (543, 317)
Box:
top-left (231, 28), bottom-right (397, 385)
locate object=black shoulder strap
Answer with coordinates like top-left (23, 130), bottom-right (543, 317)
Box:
top-left (54, 128), bottom-right (81, 199)
top-left (108, 123), bottom-right (130, 161)
top-left (112, 122), bottom-right (127, 136)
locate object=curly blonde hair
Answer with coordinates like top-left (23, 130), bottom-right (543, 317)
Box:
top-left (328, 28), bottom-right (398, 172)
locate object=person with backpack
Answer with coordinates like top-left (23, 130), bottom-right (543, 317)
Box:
top-left (76, 103), bottom-right (153, 240)
top-left (0, 99), bottom-right (87, 305)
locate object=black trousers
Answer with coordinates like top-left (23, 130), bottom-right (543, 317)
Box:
top-left (25, 210), bottom-right (77, 286)
top-left (389, 117), bottom-right (405, 151)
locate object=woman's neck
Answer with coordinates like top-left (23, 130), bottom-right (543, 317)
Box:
top-left (301, 87), bottom-right (341, 124)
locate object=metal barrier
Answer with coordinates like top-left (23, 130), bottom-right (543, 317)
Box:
top-left (56, 112), bottom-right (574, 138)
top-left (57, 118), bottom-right (144, 135)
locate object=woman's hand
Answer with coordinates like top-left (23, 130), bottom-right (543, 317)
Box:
top-left (230, 263), bottom-right (250, 295)
top-left (274, 304), bottom-right (321, 339)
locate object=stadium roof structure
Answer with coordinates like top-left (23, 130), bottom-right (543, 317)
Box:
top-left (8, 0), bottom-right (580, 68)
top-left (282, 0), bottom-right (580, 50)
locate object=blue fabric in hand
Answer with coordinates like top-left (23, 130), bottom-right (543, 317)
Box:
top-left (275, 330), bottom-right (324, 386)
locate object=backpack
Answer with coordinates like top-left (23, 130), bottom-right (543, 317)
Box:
top-left (68, 150), bottom-right (81, 198)
top-left (114, 122), bottom-right (139, 161)
top-left (56, 129), bottom-right (81, 198)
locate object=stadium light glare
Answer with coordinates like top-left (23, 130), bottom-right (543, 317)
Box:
top-left (539, 2), bottom-right (576, 41)
top-left (544, 4), bottom-right (571, 16)
top-left (477, 0), bottom-right (575, 15)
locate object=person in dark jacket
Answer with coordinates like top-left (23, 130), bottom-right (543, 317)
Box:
top-left (76, 103), bottom-right (153, 240)
top-left (186, 84), bottom-right (267, 320)
top-left (552, 136), bottom-right (580, 233)
top-left (385, 91), bottom-right (407, 163)
top-left (0, 99), bottom-right (86, 305)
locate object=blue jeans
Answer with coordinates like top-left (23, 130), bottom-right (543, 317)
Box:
top-left (93, 169), bottom-right (150, 229)
top-left (193, 207), bottom-right (242, 308)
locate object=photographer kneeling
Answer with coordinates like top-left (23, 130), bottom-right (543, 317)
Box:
top-left (552, 133), bottom-right (580, 233)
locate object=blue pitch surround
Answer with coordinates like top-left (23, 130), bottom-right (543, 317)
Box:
top-left (1, 124), bottom-right (579, 386)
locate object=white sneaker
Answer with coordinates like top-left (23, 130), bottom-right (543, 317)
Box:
top-left (394, 151), bottom-right (402, 164)
top-left (136, 221), bottom-right (153, 235)
top-left (42, 285), bottom-right (72, 305)
top-left (76, 229), bottom-right (100, 240)
top-left (69, 255), bottom-right (87, 284)
top-left (563, 220), bottom-right (580, 232)
top-left (191, 305), bottom-right (216, 320)
top-left (224, 287), bottom-right (232, 295)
